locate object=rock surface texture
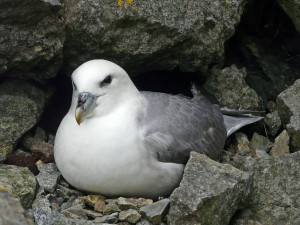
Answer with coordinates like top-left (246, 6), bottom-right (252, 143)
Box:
top-left (277, 79), bottom-right (300, 151)
top-left (0, 0), bottom-right (65, 80)
top-left (63, 0), bottom-right (246, 74)
top-left (168, 152), bottom-right (252, 225)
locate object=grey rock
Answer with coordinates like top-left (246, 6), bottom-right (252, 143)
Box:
top-left (204, 65), bottom-right (262, 110)
top-left (277, 0), bottom-right (300, 34)
top-left (103, 202), bottom-right (121, 215)
top-left (93, 212), bottom-right (119, 223)
top-left (36, 163), bottom-right (61, 193)
top-left (56, 184), bottom-right (82, 200)
top-left (83, 209), bottom-right (103, 219)
top-left (61, 196), bottom-right (85, 211)
top-left (118, 209), bottom-right (141, 223)
top-left (277, 79), bottom-right (300, 151)
top-left (270, 130), bottom-right (290, 156)
top-left (0, 164), bottom-right (36, 209)
top-left (117, 197), bottom-right (153, 210)
top-left (136, 219), bottom-right (153, 225)
top-left (228, 132), bottom-right (252, 156)
top-left (264, 110), bottom-right (282, 136)
top-left (34, 127), bottom-right (48, 142)
top-left (0, 0), bottom-right (65, 80)
top-left (64, 0), bottom-right (246, 75)
top-left (249, 133), bottom-right (273, 153)
top-left (32, 195), bottom-right (52, 225)
top-left (0, 80), bottom-right (51, 161)
top-left (62, 204), bottom-right (88, 220)
top-left (254, 149), bottom-right (270, 159)
top-left (231, 152), bottom-right (300, 225)
top-left (0, 191), bottom-right (34, 225)
top-left (140, 198), bottom-right (169, 224)
top-left (168, 152), bottom-right (252, 225)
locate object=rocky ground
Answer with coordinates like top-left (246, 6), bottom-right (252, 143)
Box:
top-left (1, 0), bottom-right (300, 224)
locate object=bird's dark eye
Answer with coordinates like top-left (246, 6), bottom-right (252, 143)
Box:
top-left (72, 80), bottom-right (77, 90)
top-left (100, 75), bottom-right (112, 87)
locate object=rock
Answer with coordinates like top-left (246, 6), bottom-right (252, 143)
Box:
top-left (0, 164), bottom-right (36, 209)
top-left (61, 196), bottom-right (85, 211)
top-left (277, 0), bottom-right (300, 34)
top-left (22, 136), bottom-right (54, 158)
top-left (204, 65), bottom-right (261, 110)
top-left (56, 184), bottom-right (82, 200)
top-left (36, 163), bottom-right (61, 193)
top-left (83, 209), bottom-right (103, 219)
top-left (62, 204), bottom-right (88, 220)
top-left (140, 198), bottom-right (169, 224)
top-left (80, 194), bottom-right (105, 207)
top-left (0, 0), bottom-right (65, 80)
top-left (93, 198), bottom-right (106, 213)
top-left (118, 209), bottom-right (141, 223)
top-left (264, 110), bottom-right (282, 136)
top-left (0, 80), bottom-right (51, 161)
top-left (269, 130), bottom-right (290, 156)
top-left (254, 149), bottom-right (270, 159)
top-left (93, 212), bottom-right (119, 224)
top-left (230, 152), bottom-right (300, 225)
top-left (228, 132), bottom-right (252, 156)
top-left (64, 0), bottom-right (246, 75)
top-left (136, 219), bottom-right (153, 225)
top-left (0, 191), bottom-right (34, 225)
top-left (34, 127), bottom-right (48, 142)
top-left (249, 133), bottom-right (273, 152)
top-left (117, 197), bottom-right (153, 210)
top-left (277, 79), bottom-right (300, 151)
top-left (103, 202), bottom-right (121, 215)
top-left (168, 152), bottom-right (252, 225)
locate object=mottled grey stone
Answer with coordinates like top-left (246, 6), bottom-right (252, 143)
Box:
top-left (36, 163), bottom-right (61, 193)
top-left (264, 110), bottom-right (282, 136)
top-left (117, 197), bottom-right (153, 210)
top-left (62, 204), bottom-right (88, 220)
top-left (140, 198), bottom-right (169, 225)
top-left (0, 191), bottom-right (34, 225)
top-left (168, 152), bottom-right (252, 225)
top-left (205, 65), bottom-right (262, 110)
top-left (0, 0), bottom-right (65, 80)
top-left (63, 0), bottom-right (246, 75)
top-left (230, 152), bottom-right (300, 225)
top-left (0, 164), bottom-right (36, 209)
top-left (249, 133), bottom-right (273, 152)
top-left (118, 209), bottom-right (141, 223)
top-left (270, 130), bottom-right (290, 156)
top-left (0, 80), bottom-right (51, 161)
top-left (277, 79), bottom-right (300, 151)
top-left (93, 212), bottom-right (118, 223)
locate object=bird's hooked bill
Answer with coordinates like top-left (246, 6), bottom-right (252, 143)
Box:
top-left (75, 92), bottom-right (95, 125)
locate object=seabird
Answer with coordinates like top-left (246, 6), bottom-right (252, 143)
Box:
top-left (54, 59), bottom-right (261, 198)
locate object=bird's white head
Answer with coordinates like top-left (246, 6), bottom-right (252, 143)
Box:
top-left (70, 59), bottom-right (139, 124)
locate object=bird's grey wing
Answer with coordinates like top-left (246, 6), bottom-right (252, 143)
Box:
top-left (138, 92), bottom-right (227, 164)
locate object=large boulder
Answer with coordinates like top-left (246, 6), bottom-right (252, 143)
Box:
top-left (168, 152), bottom-right (252, 225)
top-left (0, 164), bottom-right (37, 209)
top-left (0, 0), bottom-right (65, 80)
top-left (63, 0), bottom-right (246, 75)
top-left (0, 191), bottom-right (34, 225)
top-left (277, 79), bottom-right (300, 151)
top-left (231, 152), bottom-right (300, 224)
top-left (0, 80), bottom-right (52, 161)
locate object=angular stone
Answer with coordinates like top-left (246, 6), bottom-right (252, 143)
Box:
top-left (228, 132), bottom-right (252, 156)
top-left (270, 130), bottom-right (290, 156)
top-left (277, 0), bottom-right (300, 34)
top-left (80, 194), bottom-right (105, 207)
top-left (56, 184), bottom-right (82, 200)
top-left (119, 209), bottom-right (141, 223)
top-left (0, 191), bottom-right (34, 225)
top-left (0, 80), bottom-right (51, 161)
top-left (249, 133), bottom-right (273, 152)
top-left (277, 79), bottom-right (300, 151)
top-left (36, 163), bottom-right (61, 193)
top-left (22, 136), bottom-right (54, 158)
top-left (254, 149), bottom-right (270, 159)
top-left (93, 198), bottom-right (106, 213)
top-left (83, 209), bottom-right (103, 219)
top-left (230, 152), bottom-right (300, 225)
top-left (168, 152), bottom-right (252, 225)
top-left (0, 164), bottom-right (36, 209)
top-left (93, 212), bottom-right (119, 224)
top-left (264, 110), bottom-right (282, 136)
top-left (64, 0), bottom-right (246, 75)
top-left (205, 65), bottom-right (262, 110)
top-left (117, 197), bottom-right (153, 210)
top-left (0, 0), bottom-right (65, 80)
top-left (62, 204), bottom-right (88, 220)
top-left (103, 202), bottom-right (121, 215)
top-left (136, 219), bottom-right (153, 225)
top-left (140, 198), bottom-right (170, 225)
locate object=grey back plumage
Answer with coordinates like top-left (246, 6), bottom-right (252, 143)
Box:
top-left (138, 92), bottom-right (227, 164)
